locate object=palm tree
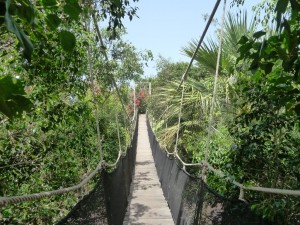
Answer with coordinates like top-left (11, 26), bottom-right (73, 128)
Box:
top-left (182, 11), bottom-right (256, 76)
top-left (151, 78), bottom-right (211, 148)
top-left (150, 11), bottom-right (256, 162)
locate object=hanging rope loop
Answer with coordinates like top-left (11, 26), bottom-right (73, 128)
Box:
top-left (174, 82), bottom-right (185, 154)
top-left (203, 0), bottom-right (227, 182)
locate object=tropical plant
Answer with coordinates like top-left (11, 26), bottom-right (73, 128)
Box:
top-left (149, 67), bottom-right (232, 167)
top-left (227, 0), bottom-right (300, 223)
top-left (0, 0), bottom-right (146, 223)
top-left (182, 11), bottom-right (256, 75)
top-left (150, 11), bottom-right (257, 167)
top-left (150, 4), bottom-right (300, 223)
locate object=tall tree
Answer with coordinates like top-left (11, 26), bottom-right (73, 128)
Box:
top-left (228, 0), bottom-right (300, 223)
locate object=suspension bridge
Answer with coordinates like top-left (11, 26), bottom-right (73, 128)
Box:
top-left (1, 113), bottom-right (299, 225)
top-left (1, 0), bottom-right (300, 224)
top-left (123, 114), bottom-right (173, 225)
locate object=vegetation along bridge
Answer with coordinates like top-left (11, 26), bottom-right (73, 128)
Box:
top-left (1, 114), bottom-right (299, 224)
top-left (1, 0), bottom-right (300, 224)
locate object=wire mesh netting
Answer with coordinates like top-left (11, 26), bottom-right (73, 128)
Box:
top-left (57, 117), bottom-right (138, 225)
top-left (147, 118), bottom-right (274, 225)
top-left (58, 115), bottom-right (274, 225)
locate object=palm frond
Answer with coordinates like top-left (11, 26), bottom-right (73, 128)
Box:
top-left (182, 11), bottom-right (256, 76)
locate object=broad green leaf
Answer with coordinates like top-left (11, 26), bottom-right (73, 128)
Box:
top-left (253, 31), bottom-right (266, 39)
top-left (5, 0), bottom-right (33, 60)
top-left (46, 14), bottom-right (61, 30)
top-left (0, 1), bottom-right (4, 25)
top-left (42, 0), bottom-right (57, 7)
top-left (59, 30), bottom-right (76, 52)
top-left (112, 0), bottom-right (122, 7)
top-left (63, 0), bottom-right (82, 21)
top-left (260, 62), bottom-right (274, 74)
top-left (275, 0), bottom-right (289, 29)
top-left (15, 0), bottom-right (35, 24)
top-left (0, 76), bottom-right (32, 118)
top-left (238, 36), bottom-right (248, 45)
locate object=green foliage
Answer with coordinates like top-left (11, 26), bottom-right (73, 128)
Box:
top-left (228, 1), bottom-right (300, 223)
top-left (99, 0), bottom-right (139, 38)
top-left (0, 0), bottom-right (144, 223)
top-left (151, 3), bottom-right (300, 224)
top-left (45, 14), bottom-right (61, 30)
top-left (0, 98), bottom-right (100, 224)
top-left (108, 34), bottom-right (151, 82)
top-left (63, 0), bottom-right (82, 21)
top-left (4, 0), bottom-right (34, 60)
top-left (228, 66), bottom-right (300, 224)
top-left (155, 57), bottom-right (205, 84)
top-left (182, 11), bottom-right (256, 76)
top-left (149, 63), bottom-right (232, 170)
top-left (0, 76), bottom-right (32, 118)
top-left (58, 30), bottom-right (76, 52)
top-left (0, 0), bottom-right (140, 61)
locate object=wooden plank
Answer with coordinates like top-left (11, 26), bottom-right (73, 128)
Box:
top-left (124, 114), bottom-right (174, 225)
top-left (123, 218), bottom-right (174, 225)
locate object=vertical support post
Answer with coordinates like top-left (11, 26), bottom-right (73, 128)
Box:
top-left (149, 82), bottom-right (151, 96)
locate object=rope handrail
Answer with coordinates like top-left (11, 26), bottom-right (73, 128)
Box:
top-left (0, 112), bottom-right (138, 207)
top-left (0, 161), bottom-right (103, 207)
top-left (91, 12), bottom-right (130, 122)
top-left (104, 111), bottom-right (138, 168)
top-left (175, 152), bottom-right (202, 167)
top-left (203, 161), bottom-right (300, 196)
top-left (147, 116), bottom-right (300, 197)
top-left (148, 0), bottom-right (300, 199)
top-left (87, 15), bottom-right (104, 162)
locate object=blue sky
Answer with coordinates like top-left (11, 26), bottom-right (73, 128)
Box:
top-left (123, 0), bottom-right (261, 78)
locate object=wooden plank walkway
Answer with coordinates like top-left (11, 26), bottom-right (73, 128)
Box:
top-left (123, 114), bottom-right (174, 225)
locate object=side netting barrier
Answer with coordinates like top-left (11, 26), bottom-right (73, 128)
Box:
top-left (146, 118), bottom-right (274, 225)
top-left (57, 116), bottom-right (138, 225)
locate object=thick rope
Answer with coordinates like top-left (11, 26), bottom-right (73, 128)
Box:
top-left (178, 0), bottom-right (222, 88)
top-left (203, 161), bottom-right (300, 196)
top-left (0, 161), bottom-right (103, 207)
top-left (148, 118), bottom-right (300, 197)
top-left (91, 12), bottom-right (130, 123)
top-left (104, 109), bottom-right (123, 168)
top-left (0, 113), bottom-right (138, 207)
top-left (87, 19), bottom-right (103, 162)
top-left (204, 0), bottom-right (227, 166)
top-left (0, 11), bottom-right (137, 208)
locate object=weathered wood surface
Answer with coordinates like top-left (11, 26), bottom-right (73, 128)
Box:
top-left (123, 114), bottom-right (174, 225)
